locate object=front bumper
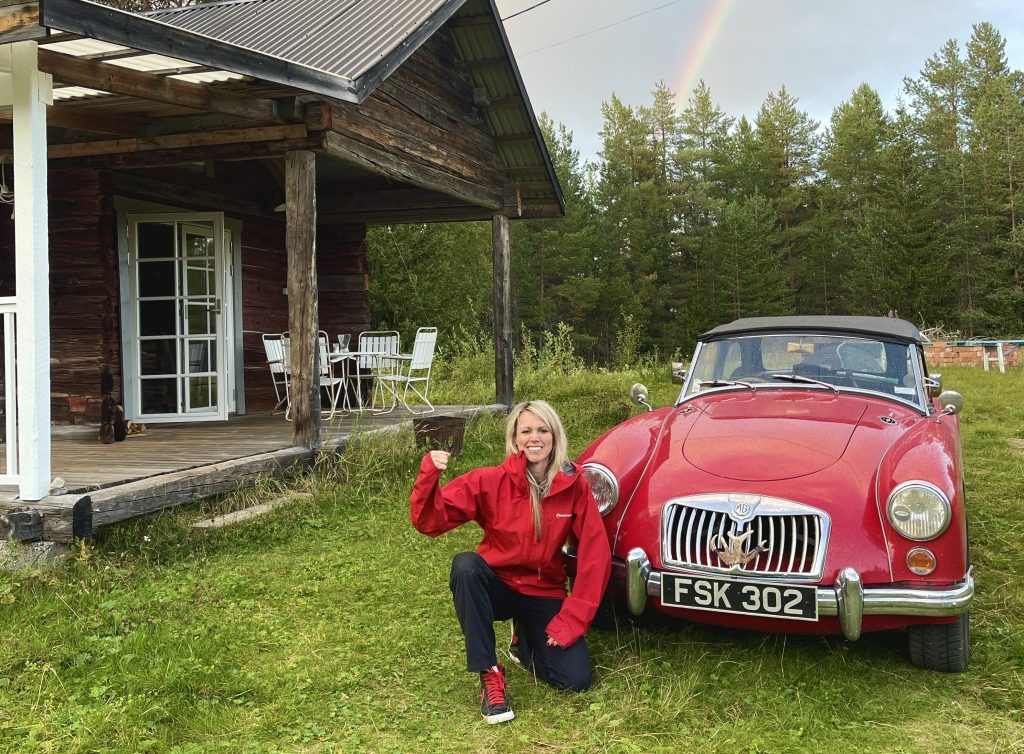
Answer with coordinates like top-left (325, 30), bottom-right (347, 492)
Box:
top-left (617, 547), bottom-right (974, 641)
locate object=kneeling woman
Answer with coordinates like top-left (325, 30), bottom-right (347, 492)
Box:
top-left (410, 400), bottom-right (611, 724)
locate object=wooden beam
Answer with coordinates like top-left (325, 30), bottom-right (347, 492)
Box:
top-left (0, 2), bottom-right (42, 43)
top-left (74, 134), bottom-right (321, 169)
top-left (40, 123), bottom-right (307, 159)
top-left (323, 130), bottom-right (503, 210)
top-left (36, 48), bottom-right (288, 123)
top-left (110, 170), bottom-right (270, 217)
top-left (0, 495), bottom-right (92, 540)
top-left (285, 150), bottom-right (321, 449)
top-left (47, 104), bottom-right (141, 136)
top-left (319, 188), bottom-right (475, 216)
top-left (492, 213), bottom-right (513, 407)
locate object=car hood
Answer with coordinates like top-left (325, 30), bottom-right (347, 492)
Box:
top-left (681, 390), bottom-right (868, 481)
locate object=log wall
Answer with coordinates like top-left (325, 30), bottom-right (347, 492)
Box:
top-left (0, 167), bottom-right (120, 425)
top-left (239, 217), bottom-right (370, 413)
top-left (0, 167), bottom-right (370, 422)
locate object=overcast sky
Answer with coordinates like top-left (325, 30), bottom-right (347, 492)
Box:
top-left (494, 0), bottom-right (1024, 163)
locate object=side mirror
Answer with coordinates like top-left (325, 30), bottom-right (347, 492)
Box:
top-left (670, 362), bottom-right (687, 384)
top-left (629, 383), bottom-right (652, 412)
top-left (925, 373), bottom-right (943, 398)
top-left (937, 390), bottom-right (964, 415)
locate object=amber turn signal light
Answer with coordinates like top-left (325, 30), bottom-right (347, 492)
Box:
top-left (907, 547), bottom-right (937, 575)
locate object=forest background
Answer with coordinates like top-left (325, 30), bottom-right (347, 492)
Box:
top-left (368, 21), bottom-right (1024, 366)
top-left (99, 2), bottom-right (1024, 364)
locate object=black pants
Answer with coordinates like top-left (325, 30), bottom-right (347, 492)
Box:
top-left (449, 551), bottom-right (592, 692)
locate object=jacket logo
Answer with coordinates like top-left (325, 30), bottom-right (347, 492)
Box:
top-left (711, 529), bottom-right (767, 567)
top-left (554, 512), bottom-right (574, 519)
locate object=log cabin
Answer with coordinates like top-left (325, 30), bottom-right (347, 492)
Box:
top-left (0, 0), bottom-right (563, 509)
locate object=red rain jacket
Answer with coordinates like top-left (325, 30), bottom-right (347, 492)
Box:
top-left (410, 451), bottom-right (611, 648)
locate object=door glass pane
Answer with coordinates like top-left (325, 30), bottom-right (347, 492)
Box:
top-left (186, 303), bottom-right (212, 335)
top-left (139, 260), bottom-right (175, 297)
top-left (185, 231), bottom-right (214, 258)
top-left (185, 263), bottom-right (211, 297)
top-left (187, 377), bottom-right (212, 410)
top-left (139, 300), bottom-right (176, 336)
top-left (185, 340), bottom-right (210, 374)
top-left (141, 378), bottom-right (177, 414)
top-left (140, 339), bottom-right (177, 375)
top-left (138, 222), bottom-right (174, 259)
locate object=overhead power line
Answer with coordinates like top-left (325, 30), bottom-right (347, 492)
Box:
top-left (518, 0), bottom-right (686, 56)
top-left (501, 0), bottom-right (554, 21)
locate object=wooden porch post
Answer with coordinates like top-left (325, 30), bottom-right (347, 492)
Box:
top-left (285, 150), bottom-right (321, 448)
top-left (492, 213), bottom-right (513, 407)
top-left (3, 42), bottom-right (53, 501)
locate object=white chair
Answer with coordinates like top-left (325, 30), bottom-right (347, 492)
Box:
top-left (317, 330), bottom-right (347, 418)
top-left (280, 331), bottom-right (346, 419)
top-left (356, 330), bottom-right (400, 410)
top-left (375, 327), bottom-right (438, 414)
top-left (262, 333), bottom-right (288, 413)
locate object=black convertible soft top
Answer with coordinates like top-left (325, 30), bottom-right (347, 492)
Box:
top-left (700, 316), bottom-right (924, 345)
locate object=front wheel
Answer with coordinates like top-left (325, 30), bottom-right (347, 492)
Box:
top-left (907, 612), bottom-right (971, 672)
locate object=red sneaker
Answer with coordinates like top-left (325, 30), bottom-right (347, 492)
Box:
top-left (479, 665), bottom-right (514, 724)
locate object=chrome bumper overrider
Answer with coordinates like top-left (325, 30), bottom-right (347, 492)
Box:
top-left (619, 548), bottom-right (975, 641)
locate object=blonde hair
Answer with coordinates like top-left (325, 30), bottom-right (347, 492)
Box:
top-left (505, 400), bottom-right (570, 540)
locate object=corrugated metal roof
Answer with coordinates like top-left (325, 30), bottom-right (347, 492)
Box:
top-left (146, 0), bottom-right (450, 81)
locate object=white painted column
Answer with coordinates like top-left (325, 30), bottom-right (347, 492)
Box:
top-left (1, 42), bottom-right (53, 501)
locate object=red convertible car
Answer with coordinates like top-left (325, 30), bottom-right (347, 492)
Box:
top-left (575, 316), bottom-right (974, 671)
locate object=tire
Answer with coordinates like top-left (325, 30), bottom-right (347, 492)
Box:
top-left (907, 612), bottom-right (971, 672)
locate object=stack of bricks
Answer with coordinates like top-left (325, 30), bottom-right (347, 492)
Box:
top-left (924, 342), bottom-right (1020, 369)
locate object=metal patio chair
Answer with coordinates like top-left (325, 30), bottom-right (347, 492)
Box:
top-left (262, 333), bottom-right (288, 413)
top-left (355, 329), bottom-right (400, 410)
top-left (374, 327), bottom-right (438, 415)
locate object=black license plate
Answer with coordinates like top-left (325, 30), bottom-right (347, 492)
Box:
top-left (661, 573), bottom-right (818, 621)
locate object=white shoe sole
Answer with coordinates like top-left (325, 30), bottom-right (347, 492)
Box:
top-left (483, 709), bottom-right (515, 724)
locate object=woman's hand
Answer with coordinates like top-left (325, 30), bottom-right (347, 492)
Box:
top-left (546, 635), bottom-right (561, 648)
top-left (428, 450), bottom-right (450, 471)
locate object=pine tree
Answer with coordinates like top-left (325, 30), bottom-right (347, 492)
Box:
top-left (752, 87), bottom-right (821, 310)
top-left (704, 194), bottom-right (790, 321)
top-left (676, 82), bottom-right (734, 335)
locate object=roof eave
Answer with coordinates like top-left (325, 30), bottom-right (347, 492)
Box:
top-left (484, 0), bottom-right (564, 215)
top-left (39, 0), bottom-right (361, 102)
top-left (350, 0), bottom-right (467, 102)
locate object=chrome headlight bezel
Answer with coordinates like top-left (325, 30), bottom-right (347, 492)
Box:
top-left (886, 480), bottom-right (952, 541)
top-left (581, 462), bottom-right (619, 516)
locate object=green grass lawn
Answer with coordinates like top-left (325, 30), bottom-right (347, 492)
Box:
top-left (1, 366), bottom-right (1022, 753)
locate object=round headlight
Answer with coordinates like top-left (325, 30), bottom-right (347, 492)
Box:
top-left (582, 463), bottom-right (619, 515)
top-left (886, 481), bottom-right (951, 540)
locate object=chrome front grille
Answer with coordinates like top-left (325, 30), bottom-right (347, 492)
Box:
top-left (662, 495), bottom-right (830, 580)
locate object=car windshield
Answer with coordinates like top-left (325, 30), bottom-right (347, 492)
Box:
top-left (683, 333), bottom-right (925, 408)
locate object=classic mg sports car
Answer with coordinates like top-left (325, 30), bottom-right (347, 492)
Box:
top-left (574, 316), bottom-right (974, 671)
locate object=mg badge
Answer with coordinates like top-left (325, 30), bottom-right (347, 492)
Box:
top-left (711, 530), bottom-right (767, 567)
top-left (727, 496), bottom-right (760, 522)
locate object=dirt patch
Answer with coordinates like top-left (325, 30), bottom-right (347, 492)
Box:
top-left (1010, 438), bottom-right (1024, 453)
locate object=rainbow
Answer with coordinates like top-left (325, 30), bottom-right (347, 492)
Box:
top-left (672, 0), bottom-right (736, 104)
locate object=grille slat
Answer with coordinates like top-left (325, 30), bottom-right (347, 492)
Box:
top-left (663, 498), bottom-right (828, 578)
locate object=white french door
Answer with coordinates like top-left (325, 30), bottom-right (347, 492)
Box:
top-left (127, 213), bottom-right (228, 422)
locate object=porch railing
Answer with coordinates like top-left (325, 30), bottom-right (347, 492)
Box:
top-left (0, 295), bottom-right (17, 485)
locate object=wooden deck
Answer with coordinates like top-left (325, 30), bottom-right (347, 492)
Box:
top-left (0, 405), bottom-right (501, 543)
